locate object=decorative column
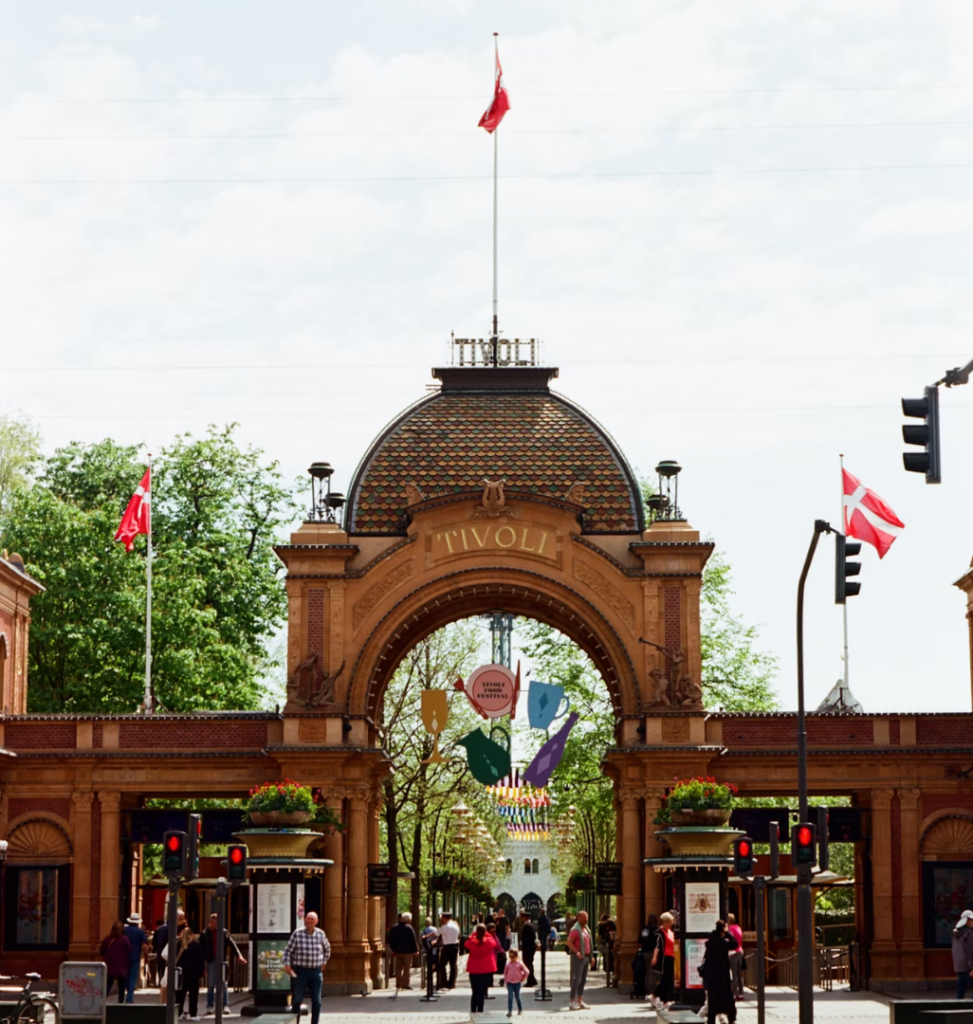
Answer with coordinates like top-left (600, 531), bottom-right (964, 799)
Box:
top-left (367, 795), bottom-right (384, 987)
top-left (98, 791), bottom-right (122, 941)
top-left (346, 795), bottom-right (369, 954)
top-left (870, 789), bottom-right (896, 981)
top-left (898, 788), bottom-right (923, 974)
top-left (643, 788), bottom-right (666, 922)
top-left (617, 789), bottom-right (642, 986)
top-left (322, 804), bottom-right (345, 946)
top-left (70, 791), bottom-right (94, 953)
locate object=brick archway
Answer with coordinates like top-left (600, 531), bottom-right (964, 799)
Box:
top-left (349, 567), bottom-right (640, 721)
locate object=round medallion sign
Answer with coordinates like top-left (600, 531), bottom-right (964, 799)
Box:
top-left (466, 663), bottom-right (517, 719)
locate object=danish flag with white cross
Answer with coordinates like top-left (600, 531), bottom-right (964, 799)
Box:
top-left (842, 469), bottom-right (904, 559)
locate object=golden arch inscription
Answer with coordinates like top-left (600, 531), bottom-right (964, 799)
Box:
top-left (431, 521), bottom-right (556, 563)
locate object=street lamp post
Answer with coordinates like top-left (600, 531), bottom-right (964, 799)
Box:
top-left (795, 519), bottom-right (832, 1024)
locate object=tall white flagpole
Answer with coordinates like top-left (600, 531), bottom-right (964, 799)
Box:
top-left (492, 32), bottom-right (499, 362)
top-left (839, 453), bottom-right (849, 692)
top-left (144, 455), bottom-right (153, 714)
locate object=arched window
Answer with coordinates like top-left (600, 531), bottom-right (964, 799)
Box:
top-left (524, 859), bottom-right (532, 875)
top-left (505, 859), bottom-right (512, 875)
top-left (532, 858), bottom-right (540, 874)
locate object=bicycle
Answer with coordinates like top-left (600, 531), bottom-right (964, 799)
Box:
top-left (0, 973), bottom-right (59, 1023)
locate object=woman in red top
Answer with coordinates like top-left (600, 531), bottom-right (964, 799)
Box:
top-left (465, 923), bottom-right (500, 1014)
top-left (727, 913), bottom-right (745, 999)
top-left (656, 912), bottom-right (676, 1006)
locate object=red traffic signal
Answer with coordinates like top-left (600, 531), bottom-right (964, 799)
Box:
top-left (733, 835), bottom-right (755, 877)
top-left (792, 822), bottom-right (817, 868)
top-left (227, 844), bottom-right (247, 884)
top-left (163, 830), bottom-right (188, 878)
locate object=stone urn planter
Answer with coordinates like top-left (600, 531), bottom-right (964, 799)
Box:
top-left (654, 827), bottom-right (742, 858)
top-left (670, 808), bottom-right (732, 827)
top-left (248, 810), bottom-right (311, 828)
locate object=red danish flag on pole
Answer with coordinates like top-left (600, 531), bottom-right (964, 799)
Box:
top-left (842, 468), bottom-right (904, 559)
top-left (478, 41), bottom-right (510, 133)
top-left (114, 468), bottom-right (151, 552)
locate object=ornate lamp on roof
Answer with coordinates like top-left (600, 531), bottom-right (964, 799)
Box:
top-left (647, 459), bottom-right (683, 522)
top-left (307, 462), bottom-right (346, 524)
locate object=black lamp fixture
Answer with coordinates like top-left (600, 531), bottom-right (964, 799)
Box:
top-left (308, 462), bottom-right (345, 523)
top-left (648, 459), bottom-right (683, 522)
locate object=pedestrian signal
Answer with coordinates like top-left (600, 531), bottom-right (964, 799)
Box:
top-left (834, 534), bottom-right (862, 605)
top-left (186, 813), bottom-right (202, 881)
top-left (902, 385), bottom-right (941, 484)
top-left (733, 836), bottom-right (755, 878)
top-left (163, 830), bottom-right (188, 879)
top-left (227, 845), bottom-right (247, 884)
top-left (791, 822), bottom-right (817, 868)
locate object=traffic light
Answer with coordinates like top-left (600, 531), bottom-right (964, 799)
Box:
top-left (163, 830), bottom-right (188, 879)
top-left (227, 845), bottom-right (247, 884)
top-left (834, 534), bottom-right (862, 605)
top-left (816, 807), bottom-right (830, 872)
top-left (186, 813), bottom-right (202, 881)
top-left (791, 822), bottom-right (817, 869)
top-left (733, 836), bottom-right (755, 878)
top-left (768, 820), bottom-right (780, 879)
top-left (902, 385), bottom-right (941, 484)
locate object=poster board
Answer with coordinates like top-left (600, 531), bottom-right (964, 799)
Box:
top-left (256, 882), bottom-right (291, 933)
top-left (684, 882), bottom-right (720, 933)
top-left (595, 862), bottom-right (623, 896)
top-left (683, 938), bottom-right (706, 990)
top-left (58, 962), bottom-right (107, 1021)
top-left (256, 940), bottom-right (292, 991)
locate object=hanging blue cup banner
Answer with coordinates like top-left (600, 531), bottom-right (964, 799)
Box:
top-left (522, 712), bottom-right (580, 788)
top-left (527, 681), bottom-right (571, 731)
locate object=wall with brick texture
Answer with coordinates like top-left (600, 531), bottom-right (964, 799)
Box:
top-left (6, 722), bottom-right (76, 749)
top-left (118, 718), bottom-right (269, 749)
top-left (7, 797), bottom-right (70, 823)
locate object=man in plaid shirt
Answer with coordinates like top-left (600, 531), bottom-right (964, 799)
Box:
top-left (283, 911), bottom-right (331, 1024)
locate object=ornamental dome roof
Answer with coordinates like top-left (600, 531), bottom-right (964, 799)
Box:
top-left (346, 367), bottom-right (643, 535)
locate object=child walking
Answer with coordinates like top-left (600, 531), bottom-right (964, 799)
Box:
top-left (504, 949), bottom-right (530, 1017)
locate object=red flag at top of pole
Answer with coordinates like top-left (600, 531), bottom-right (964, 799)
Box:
top-left (114, 468), bottom-right (151, 552)
top-left (842, 468), bottom-right (904, 559)
top-left (478, 41), bottom-right (510, 133)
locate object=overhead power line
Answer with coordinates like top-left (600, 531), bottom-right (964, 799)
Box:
top-left (3, 83), bottom-right (973, 103)
top-left (5, 161), bottom-right (973, 185)
top-left (7, 119), bottom-right (973, 141)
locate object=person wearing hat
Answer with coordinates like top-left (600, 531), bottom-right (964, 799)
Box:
top-left (953, 909), bottom-right (973, 999)
top-left (122, 912), bottom-right (149, 1004)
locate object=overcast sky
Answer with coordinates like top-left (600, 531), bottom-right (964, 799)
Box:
top-left (4, 1), bottom-right (973, 714)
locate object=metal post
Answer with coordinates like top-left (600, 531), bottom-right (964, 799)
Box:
top-left (166, 877), bottom-right (179, 1024)
top-left (754, 876), bottom-right (766, 1024)
top-left (215, 878), bottom-right (227, 1024)
top-left (144, 457), bottom-right (153, 713)
top-left (796, 520), bottom-right (829, 1024)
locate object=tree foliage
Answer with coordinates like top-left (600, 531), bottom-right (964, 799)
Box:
top-left (0, 426), bottom-right (297, 713)
top-left (0, 412), bottom-right (41, 519)
top-left (379, 620), bottom-right (507, 923)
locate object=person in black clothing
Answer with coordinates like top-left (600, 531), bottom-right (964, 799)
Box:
top-left (640, 914), bottom-right (665, 1005)
top-left (388, 911), bottom-right (419, 998)
top-left (495, 910), bottom-right (509, 951)
top-left (700, 920), bottom-right (738, 1024)
top-left (519, 911), bottom-right (537, 987)
top-left (176, 927), bottom-right (206, 1020)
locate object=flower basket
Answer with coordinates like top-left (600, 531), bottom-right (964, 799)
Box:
top-left (655, 776), bottom-right (738, 826)
top-left (244, 779), bottom-right (315, 825)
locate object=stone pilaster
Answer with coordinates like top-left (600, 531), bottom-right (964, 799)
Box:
top-left (98, 791), bottom-right (122, 940)
top-left (898, 788), bottom-right (923, 976)
top-left (70, 792), bottom-right (95, 953)
top-left (870, 789), bottom-right (897, 981)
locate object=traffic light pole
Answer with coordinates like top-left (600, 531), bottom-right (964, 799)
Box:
top-left (796, 520), bottom-right (831, 1024)
top-left (215, 878), bottom-right (227, 1024)
top-left (754, 875), bottom-right (766, 1024)
top-left (166, 877), bottom-right (179, 1024)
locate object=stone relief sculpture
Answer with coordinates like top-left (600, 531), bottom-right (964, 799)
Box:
top-left (285, 652), bottom-right (346, 712)
top-left (639, 638), bottom-right (703, 710)
top-left (474, 478), bottom-right (514, 518)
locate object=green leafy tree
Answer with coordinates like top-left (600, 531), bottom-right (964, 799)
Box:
top-left (379, 620), bottom-right (506, 925)
top-left (0, 412), bottom-right (41, 521)
top-left (0, 426), bottom-right (297, 712)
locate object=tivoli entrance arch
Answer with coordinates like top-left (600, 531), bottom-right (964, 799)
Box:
top-left (274, 362), bottom-right (713, 989)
